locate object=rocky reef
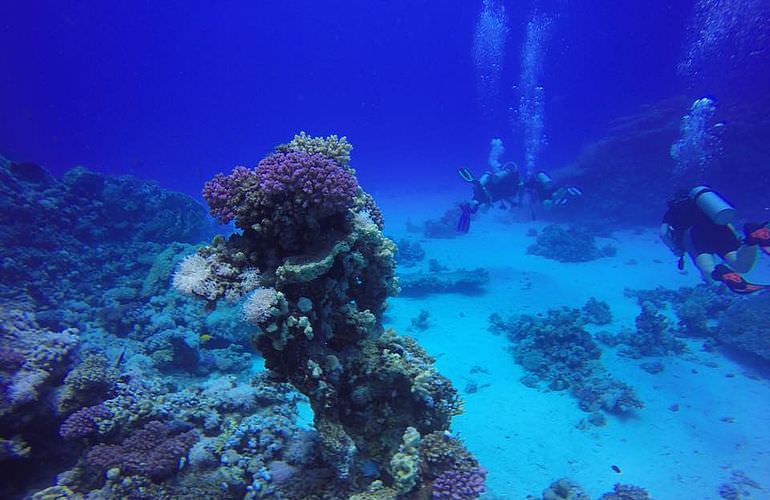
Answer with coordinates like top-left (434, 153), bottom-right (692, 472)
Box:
top-left (559, 96), bottom-right (770, 225)
top-left (625, 285), bottom-right (770, 365)
top-left (527, 224), bottom-right (616, 263)
top-left (178, 133), bottom-right (482, 497)
top-left (489, 306), bottom-right (644, 415)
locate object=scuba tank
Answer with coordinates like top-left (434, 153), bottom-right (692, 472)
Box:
top-left (689, 186), bottom-right (736, 225)
top-left (536, 171), bottom-right (554, 190)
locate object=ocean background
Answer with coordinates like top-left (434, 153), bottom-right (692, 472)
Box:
top-left (1, 1), bottom-right (770, 499)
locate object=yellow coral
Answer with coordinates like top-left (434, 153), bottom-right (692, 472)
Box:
top-left (30, 486), bottom-right (81, 500)
top-left (389, 427), bottom-right (421, 494)
top-left (277, 131), bottom-right (353, 169)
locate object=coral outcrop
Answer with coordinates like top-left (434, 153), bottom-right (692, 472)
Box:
top-left (182, 134), bottom-right (479, 496)
top-left (527, 224), bottom-right (616, 263)
top-left (489, 307), bottom-right (643, 414)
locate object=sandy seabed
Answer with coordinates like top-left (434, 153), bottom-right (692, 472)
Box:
top-left (376, 190), bottom-right (770, 499)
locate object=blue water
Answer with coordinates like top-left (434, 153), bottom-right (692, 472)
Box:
top-left (1, 1), bottom-right (769, 498)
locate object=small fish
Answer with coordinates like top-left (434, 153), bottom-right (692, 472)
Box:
top-left (611, 465), bottom-right (622, 474)
top-left (115, 347), bottom-right (127, 368)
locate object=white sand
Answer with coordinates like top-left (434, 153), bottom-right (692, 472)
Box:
top-left (379, 193), bottom-right (770, 499)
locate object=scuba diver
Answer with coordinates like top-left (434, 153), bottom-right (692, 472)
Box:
top-left (524, 171), bottom-right (583, 208)
top-left (456, 165), bottom-right (582, 233)
top-left (660, 186), bottom-right (770, 294)
top-left (456, 162), bottom-right (521, 233)
top-left (522, 170), bottom-right (583, 219)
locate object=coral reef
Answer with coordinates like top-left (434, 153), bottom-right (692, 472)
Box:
top-left (423, 207), bottom-right (464, 239)
top-left (599, 483), bottom-right (651, 500)
top-left (489, 307), bottom-right (643, 414)
top-left (560, 96), bottom-right (770, 225)
top-left (86, 420), bottom-right (198, 481)
top-left (534, 479), bottom-right (651, 500)
top-left (539, 478), bottom-right (589, 499)
top-left (396, 238), bottom-right (426, 267)
top-left (0, 160), bottom-right (279, 498)
top-left (398, 266), bottom-right (489, 297)
top-left (0, 161), bottom-right (213, 311)
top-left (180, 135), bottom-right (479, 496)
top-left (409, 309), bottom-right (432, 332)
top-left (527, 224), bottom-right (616, 262)
top-left (717, 293), bottom-right (770, 362)
top-left (624, 285), bottom-right (770, 364)
top-left (605, 301), bottom-right (685, 358)
top-left (581, 297), bottom-right (613, 325)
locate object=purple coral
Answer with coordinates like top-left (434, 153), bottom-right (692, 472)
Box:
top-left (256, 151), bottom-right (358, 218)
top-left (431, 466), bottom-right (487, 499)
top-left (59, 404), bottom-right (112, 440)
top-left (202, 166), bottom-right (255, 224)
top-left (202, 152), bottom-right (358, 233)
top-left (86, 420), bottom-right (198, 481)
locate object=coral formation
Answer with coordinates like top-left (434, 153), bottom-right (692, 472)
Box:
top-left (396, 238), bottom-right (426, 267)
top-left (409, 309), bottom-right (432, 332)
top-left (527, 224), bottom-right (616, 262)
top-left (539, 477), bottom-right (590, 499)
top-left (423, 207), bottom-right (464, 239)
top-left (276, 131), bottom-right (354, 169)
top-left (581, 297), bottom-right (613, 325)
top-left (621, 286), bottom-right (770, 362)
top-left (489, 307), bottom-right (643, 414)
top-left (599, 483), bottom-right (651, 500)
top-left (182, 135), bottom-right (479, 496)
top-left (86, 420), bottom-right (198, 481)
top-left (398, 267), bottom-right (489, 297)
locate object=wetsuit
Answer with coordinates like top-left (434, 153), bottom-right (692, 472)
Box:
top-left (662, 197), bottom-right (740, 257)
top-left (471, 168), bottom-right (520, 207)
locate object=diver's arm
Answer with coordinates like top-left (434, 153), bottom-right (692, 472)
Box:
top-left (660, 223), bottom-right (683, 256)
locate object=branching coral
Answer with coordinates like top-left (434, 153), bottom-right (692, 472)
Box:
top-left (276, 131), bottom-right (353, 169)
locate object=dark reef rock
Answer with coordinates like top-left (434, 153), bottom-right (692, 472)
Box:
top-left (599, 483), bottom-right (651, 500)
top-left (527, 224), bottom-right (616, 263)
top-left (581, 297), bottom-right (613, 325)
top-left (423, 206), bottom-right (463, 239)
top-left (0, 160), bottom-right (214, 310)
top-left (490, 307), bottom-right (643, 415)
top-left (395, 238), bottom-right (426, 267)
top-left (560, 96), bottom-right (770, 225)
top-left (626, 285), bottom-right (770, 365)
top-left (717, 293), bottom-right (770, 362)
top-left (409, 309), bottom-right (432, 332)
top-left (616, 301), bottom-right (685, 358)
top-left (398, 267), bottom-right (489, 297)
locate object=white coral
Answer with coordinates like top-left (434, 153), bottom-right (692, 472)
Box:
top-left (242, 288), bottom-right (279, 324)
top-left (172, 254), bottom-right (219, 300)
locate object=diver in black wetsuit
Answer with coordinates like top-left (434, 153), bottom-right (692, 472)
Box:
top-left (660, 186), bottom-right (770, 294)
top-left (523, 171), bottom-right (582, 208)
top-left (456, 162), bottom-right (521, 233)
top-left (456, 165), bottom-right (583, 233)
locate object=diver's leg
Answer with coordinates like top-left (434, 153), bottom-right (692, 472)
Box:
top-left (724, 246), bottom-right (759, 273)
top-left (694, 253), bottom-right (717, 283)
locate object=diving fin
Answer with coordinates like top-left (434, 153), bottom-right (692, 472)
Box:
top-left (712, 264), bottom-right (768, 295)
top-left (744, 222), bottom-right (770, 255)
top-left (458, 167), bottom-right (475, 183)
top-left (457, 203), bottom-right (472, 233)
